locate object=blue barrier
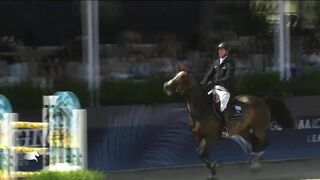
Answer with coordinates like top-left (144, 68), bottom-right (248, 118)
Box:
top-left (86, 105), bottom-right (320, 172)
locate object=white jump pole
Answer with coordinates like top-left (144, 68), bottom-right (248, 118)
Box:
top-left (76, 109), bottom-right (87, 169)
top-left (42, 96), bottom-right (50, 169)
top-left (45, 95), bottom-right (61, 168)
top-left (70, 109), bottom-right (87, 169)
top-left (4, 113), bottom-right (18, 180)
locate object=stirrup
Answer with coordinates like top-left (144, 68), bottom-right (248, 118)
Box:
top-left (222, 127), bottom-right (229, 138)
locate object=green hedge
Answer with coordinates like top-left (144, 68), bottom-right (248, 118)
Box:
top-left (1, 70), bottom-right (320, 109)
top-left (94, 69), bottom-right (320, 105)
top-left (100, 78), bottom-right (182, 105)
top-left (235, 69), bottom-right (320, 97)
top-left (25, 170), bottom-right (104, 180)
top-left (0, 78), bottom-right (90, 110)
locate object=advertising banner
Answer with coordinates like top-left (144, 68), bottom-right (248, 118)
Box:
top-left (86, 98), bottom-right (320, 172)
top-left (15, 97), bottom-right (320, 172)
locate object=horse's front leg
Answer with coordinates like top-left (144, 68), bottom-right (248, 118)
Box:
top-left (189, 116), bottom-right (194, 132)
top-left (198, 138), bottom-right (217, 179)
top-left (249, 130), bottom-right (268, 169)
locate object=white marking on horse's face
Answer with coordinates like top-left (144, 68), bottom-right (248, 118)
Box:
top-left (165, 71), bottom-right (186, 86)
top-left (172, 71), bottom-right (187, 82)
top-left (164, 71), bottom-right (188, 96)
top-left (163, 81), bottom-right (172, 96)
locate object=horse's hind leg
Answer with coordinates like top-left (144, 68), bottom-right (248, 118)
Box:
top-left (249, 129), bottom-right (268, 169)
top-left (198, 138), bottom-right (218, 179)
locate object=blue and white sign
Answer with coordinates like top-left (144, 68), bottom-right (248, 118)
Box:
top-left (86, 104), bottom-right (320, 172)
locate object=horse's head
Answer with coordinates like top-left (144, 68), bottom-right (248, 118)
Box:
top-left (163, 71), bottom-right (195, 96)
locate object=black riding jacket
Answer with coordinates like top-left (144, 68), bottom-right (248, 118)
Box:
top-left (202, 56), bottom-right (235, 93)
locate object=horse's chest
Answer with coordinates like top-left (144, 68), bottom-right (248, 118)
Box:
top-left (187, 103), bottom-right (192, 113)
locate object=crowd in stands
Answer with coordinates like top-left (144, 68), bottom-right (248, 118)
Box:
top-left (0, 28), bottom-right (319, 86)
top-left (300, 31), bottom-right (320, 67)
top-left (101, 29), bottom-right (320, 80)
top-left (99, 31), bottom-right (272, 79)
top-left (0, 36), bottom-right (25, 55)
top-left (0, 36), bottom-right (28, 84)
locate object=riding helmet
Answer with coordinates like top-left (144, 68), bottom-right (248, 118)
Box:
top-left (217, 42), bottom-right (230, 51)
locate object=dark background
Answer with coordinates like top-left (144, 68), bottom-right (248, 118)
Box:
top-left (0, 1), bottom-right (264, 46)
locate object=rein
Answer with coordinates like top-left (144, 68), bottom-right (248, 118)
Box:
top-left (186, 83), bottom-right (223, 121)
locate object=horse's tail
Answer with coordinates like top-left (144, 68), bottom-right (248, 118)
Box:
top-left (263, 97), bottom-right (295, 129)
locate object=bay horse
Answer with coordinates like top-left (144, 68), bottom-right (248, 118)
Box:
top-left (163, 71), bottom-right (294, 179)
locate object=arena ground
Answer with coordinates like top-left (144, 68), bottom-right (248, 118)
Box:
top-left (107, 158), bottom-right (320, 180)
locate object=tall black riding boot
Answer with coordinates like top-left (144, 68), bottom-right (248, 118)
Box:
top-left (221, 111), bottom-right (229, 137)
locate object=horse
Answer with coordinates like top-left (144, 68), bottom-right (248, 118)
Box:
top-left (163, 70), bottom-right (294, 179)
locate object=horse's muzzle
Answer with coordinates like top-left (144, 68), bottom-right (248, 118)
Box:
top-left (163, 82), bottom-right (172, 96)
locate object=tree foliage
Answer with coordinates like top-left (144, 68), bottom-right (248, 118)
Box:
top-left (250, 0), bottom-right (320, 29)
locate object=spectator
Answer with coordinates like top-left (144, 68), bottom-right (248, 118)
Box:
top-left (151, 51), bottom-right (174, 78)
top-left (127, 52), bottom-right (151, 79)
top-left (309, 49), bottom-right (320, 66)
top-left (175, 50), bottom-right (202, 73)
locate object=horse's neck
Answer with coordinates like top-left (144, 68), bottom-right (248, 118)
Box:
top-left (186, 86), bottom-right (211, 119)
top-left (187, 90), bottom-right (205, 107)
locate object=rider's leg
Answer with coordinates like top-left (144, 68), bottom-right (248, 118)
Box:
top-left (220, 93), bottom-right (230, 112)
top-left (220, 92), bottom-right (230, 137)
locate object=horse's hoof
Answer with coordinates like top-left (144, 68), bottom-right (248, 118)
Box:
top-left (209, 162), bottom-right (218, 169)
top-left (207, 162), bottom-right (218, 173)
top-left (206, 174), bottom-right (218, 180)
top-left (249, 161), bottom-right (261, 169)
top-left (249, 154), bottom-right (261, 170)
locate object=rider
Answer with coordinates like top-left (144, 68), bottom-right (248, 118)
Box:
top-left (201, 42), bottom-right (235, 137)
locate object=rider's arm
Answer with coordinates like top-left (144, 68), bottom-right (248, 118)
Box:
top-left (214, 61), bottom-right (234, 84)
top-left (201, 63), bottom-right (216, 84)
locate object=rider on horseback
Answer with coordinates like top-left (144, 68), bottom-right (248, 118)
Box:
top-left (201, 42), bottom-right (235, 137)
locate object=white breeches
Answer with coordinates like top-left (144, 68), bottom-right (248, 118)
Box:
top-left (208, 85), bottom-right (230, 112)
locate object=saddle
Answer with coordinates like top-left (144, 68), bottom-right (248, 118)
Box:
top-left (227, 99), bottom-right (245, 119)
top-left (212, 96), bottom-right (245, 125)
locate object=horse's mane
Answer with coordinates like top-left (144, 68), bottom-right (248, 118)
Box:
top-left (188, 72), bottom-right (213, 108)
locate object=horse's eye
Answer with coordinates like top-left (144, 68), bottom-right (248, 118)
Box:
top-left (176, 87), bottom-right (181, 92)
